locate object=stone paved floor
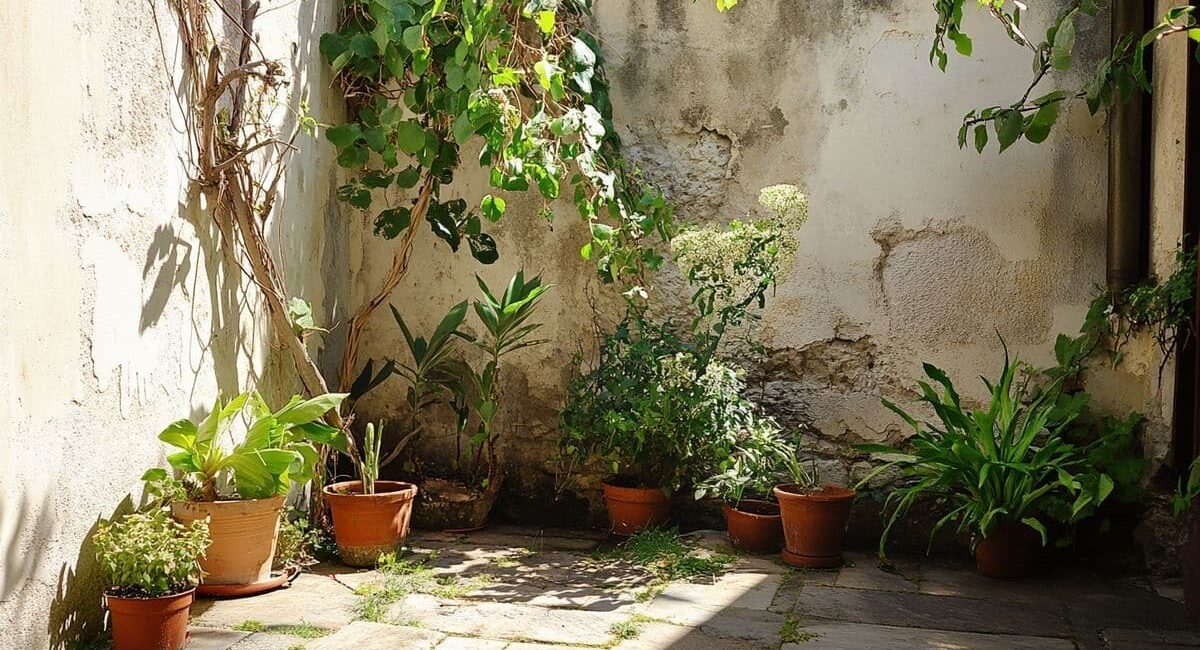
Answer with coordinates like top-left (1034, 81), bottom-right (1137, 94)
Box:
top-left (187, 526), bottom-right (1199, 650)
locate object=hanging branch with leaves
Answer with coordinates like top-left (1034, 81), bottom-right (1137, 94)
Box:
top-left (321, 0), bottom-right (674, 397)
top-left (930, 0), bottom-right (1198, 153)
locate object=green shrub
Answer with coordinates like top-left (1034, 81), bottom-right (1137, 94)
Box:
top-left (859, 348), bottom-right (1114, 557)
top-left (93, 509), bottom-right (209, 598)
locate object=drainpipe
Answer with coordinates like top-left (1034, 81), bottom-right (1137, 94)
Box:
top-left (1106, 0), bottom-right (1151, 295)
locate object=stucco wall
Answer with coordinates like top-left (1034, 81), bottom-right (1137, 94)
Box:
top-left (350, 0), bottom-right (1167, 524)
top-left (0, 1), bottom-right (345, 647)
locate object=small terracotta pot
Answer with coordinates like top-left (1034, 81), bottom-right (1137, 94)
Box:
top-left (171, 496), bottom-right (284, 585)
top-left (105, 588), bottom-right (194, 650)
top-left (602, 480), bottom-right (670, 535)
top-left (1183, 508), bottom-right (1200, 620)
top-left (975, 521), bottom-right (1042, 579)
top-left (723, 499), bottom-right (783, 554)
top-left (325, 480), bottom-right (418, 567)
top-left (774, 484), bottom-right (855, 569)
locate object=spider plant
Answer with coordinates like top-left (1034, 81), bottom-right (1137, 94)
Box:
top-left (857, 346), bottom-right (1114, 557)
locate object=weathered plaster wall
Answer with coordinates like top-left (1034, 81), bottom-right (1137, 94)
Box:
top-left (353, 0), bottom-right (1149, 526)
top-left (0, 1), bottom-right (345, 647)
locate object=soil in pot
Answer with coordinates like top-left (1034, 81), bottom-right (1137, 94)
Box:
top-left (603, 477), bottom-right (670, 536)
top-left (412, 477), bottom-right (499, 532)
top-left (723, 499), bottom-right (782, 554)
top-left (974, 521), bottom-right (1042, 579)
top-left (325, 480), bottom-right (418, 567)
top-left (105, 587), bottom-right (194, 650)
top-left (774, 483), bottom-right (855, 569)
top-left (171, 496), bottom-right (284, 586)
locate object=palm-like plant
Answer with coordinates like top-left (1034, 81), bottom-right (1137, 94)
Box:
top-left (858, 347), bottom-right (1113, 557)
top-left (150, 391), bottom-right (348, 501)
top-left (458, 271), bottom-right (551, 486)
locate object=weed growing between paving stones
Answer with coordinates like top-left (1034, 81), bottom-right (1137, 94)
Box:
top-left (606, 613), bottom-right (660, 644)
top-left (232, 620), bottom-right (328, 639)
top-left (780, 615), bottom-right (818, 643)
top-left (354, 551), bottom-right (492, 622)
top-left (594, 528), bottom-right (732, 601)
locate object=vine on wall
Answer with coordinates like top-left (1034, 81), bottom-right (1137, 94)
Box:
top-left (320, 0), bottom-right (674, 400)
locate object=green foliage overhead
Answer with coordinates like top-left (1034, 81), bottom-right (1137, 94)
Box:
top-left (321, 0), bottom-right (671, 284)
top-left (94, 509), bottom-right (210, 598)
top-left (933, 1), bottom-right (1198, 152)
top-left (148, 391), bottom-right (348, 501)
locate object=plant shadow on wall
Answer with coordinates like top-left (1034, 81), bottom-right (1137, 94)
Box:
top-left (1, 491), bottom-right (58, 648)
top-left (45, 497), bottom-right (136, 650)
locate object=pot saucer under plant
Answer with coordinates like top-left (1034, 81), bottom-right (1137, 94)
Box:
top-left (197, 565), bottom-right (299, 598)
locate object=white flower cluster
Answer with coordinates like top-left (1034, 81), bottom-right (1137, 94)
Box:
top-left (670, 183), bottom-right (808, 303)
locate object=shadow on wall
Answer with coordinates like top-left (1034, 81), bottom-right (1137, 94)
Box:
top-left (45, 497), bottom-right (135, 650)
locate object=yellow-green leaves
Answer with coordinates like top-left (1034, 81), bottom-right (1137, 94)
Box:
top-left (716, 0), bottom-right (740, 12)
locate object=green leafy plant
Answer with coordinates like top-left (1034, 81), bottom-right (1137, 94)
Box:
top-left (931, 1), bottom-right (1197, 152)
top-left (694, 414), bottom-right (797, 504)
top-left (147, 391), bottom-right (348, 501)
top-left (1174, 457), bottom-right (1200, 518)
top-left (858, 347), bottom-right (1114, 557)
top-left (274, 510), bottom-right (328, 569)
top-left (452, 271), bottom-right (551, 487)
top-left (93, 509), bottom-right (210, 598)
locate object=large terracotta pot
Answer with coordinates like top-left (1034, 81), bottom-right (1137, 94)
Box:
top-left (774, 484), bottom-right (855, 569)
top-left (974, 521), bottom-right (1042, 579)
top-left (1184, 508), bottom-right (1200, 620)
top-left (723, 499), bottom-right (783, 554)
top-left (602, 479), bottom-right (670, 535)
top-left (325, 480), bottom-right (418, 566)
top-left (105, 588), bottom-right (194, 650)
top-left (171, 496), bottom-right (284, 585)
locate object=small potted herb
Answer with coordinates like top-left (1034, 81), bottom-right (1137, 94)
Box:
top-left (147, 390), bottom-right (346, 593)
top-left (324, 422), bottom-right (418, 566)
top-left (696, 418), bottom-right (795, 553)
top-left (95, 509), bottom-right (210, 650)
top-left (858, 349), bottom-right (1114, 579)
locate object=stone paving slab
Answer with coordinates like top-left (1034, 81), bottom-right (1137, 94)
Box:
top-left (780, 621), bottom-right (1076, 649)
top-left (434, 637), bottom-right (510, 649)
top-left (613, 622), bottom-right (765, 649)
top-left (408, 600), bottom-right (628, 645)
top-left (697, 607), bottom-right (786, 644)
top-left (188, 628), bottom-right (251, 650)
top-left (833, 553), bottom-right (919, 593)
top-left (1104, 628), bottom-right (1200, 648)
top-left (793, 584), bottom-right (1073, 638)
top-left (307, 621), bottom-right (444, 649)
top-left (641, 573), bottom-right (782, 625)
top-left (229, 632), bottom-right (315, 649)
top-left (192, 574), bottom-right (356, 630)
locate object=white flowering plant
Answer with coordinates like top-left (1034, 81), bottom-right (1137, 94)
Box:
top-left (671, 184), bottom-right (808, 359)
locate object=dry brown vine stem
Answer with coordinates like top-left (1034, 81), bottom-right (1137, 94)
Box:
top-left (168, 0), bottom-right (348, 446)
top-left (336, 172), bottom-right (435, 393)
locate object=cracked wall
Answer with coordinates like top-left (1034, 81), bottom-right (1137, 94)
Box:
top-left (351, 0), bottom-right (1191, 538)
top-left (0, 1), bottom-right (347, 646)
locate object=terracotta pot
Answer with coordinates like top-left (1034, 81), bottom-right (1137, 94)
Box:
top-left (171, 496), bottom-right (284, 585)
top-left (105, 588), bottom-right (194, 650)
top-left (325, 480), bottom-right (418, 566)
top-left (974, 521), bottom-right (1041, 579)
top-left (1184, 508), bottom-right (1200, 620)
top-left (774, 484), bottom-right (855, 569)
top-left (602, 480), bottom-right (670, 535)
top-left (723, 499), bottom-right (783, 554)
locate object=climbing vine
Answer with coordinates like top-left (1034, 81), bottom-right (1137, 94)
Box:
top-left (321, 0), bottom-right (674, 393)
top-left (931, 1), bottom-right (1198, 152)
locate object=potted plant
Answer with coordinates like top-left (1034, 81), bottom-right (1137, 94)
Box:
top-left (363, 271), bottom-right (550, 531)
top-left (696, 417), bottom-right (796, 553)
top-left (146, 390), bottom-right (346, 593)
top-left (324, 422), bottom-right (418, 566)
top-left (94, 508), bottom-right (210, 650)
top-left (858, 349), bottom-right (1114, 579)
top-left (560, 319), bottom-right (703, 534)
top-left (1173, 459), bottom-right (1200, 619)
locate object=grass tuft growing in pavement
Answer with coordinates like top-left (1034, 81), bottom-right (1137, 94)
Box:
top-left (780, 615), bottom-right (819, 643)
top-left (595, 528), bottom-right (732, 601)
top-left (354, 551), bottom-right (491, 623)
top-left (232, 620), bottom-right (328, 638)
